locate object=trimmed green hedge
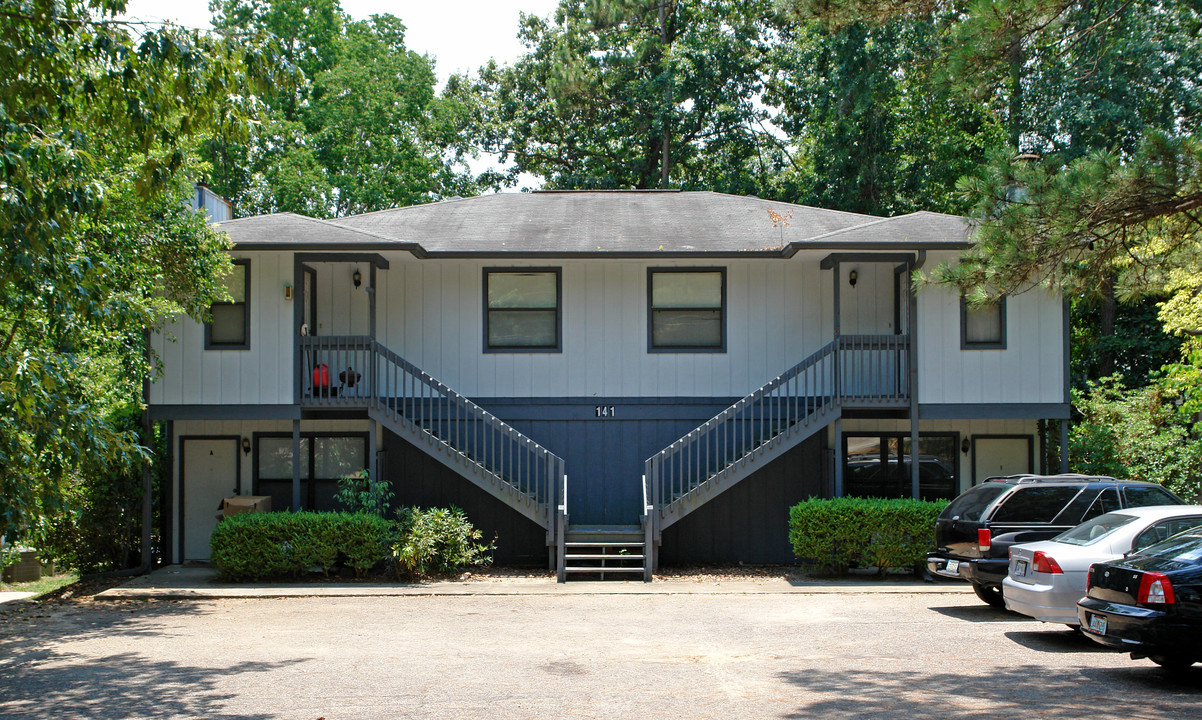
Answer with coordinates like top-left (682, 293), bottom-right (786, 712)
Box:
top-left (789, 497), bottom-right (948, 575)
top-left (210, 511), bottom-right (391, 581)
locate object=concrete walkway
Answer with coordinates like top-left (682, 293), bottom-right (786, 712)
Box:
top-left (96, 565), bottom-right (973, 600)
top-left (0, 592), bottom-right (35, 605)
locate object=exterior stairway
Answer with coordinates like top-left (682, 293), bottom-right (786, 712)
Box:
top-left (643, 334), bottom-right (911, 572)
top-left (561, 525), bottom-right (648, 581)
top-left (299, 335), bottom-right (567, 561)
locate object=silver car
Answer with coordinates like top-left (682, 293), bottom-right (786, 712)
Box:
top-left (1003, 505), bottom-right (1202, 625)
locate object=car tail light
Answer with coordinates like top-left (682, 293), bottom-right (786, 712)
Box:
top-left (978, 528), bottom-right (991, 552)
top-left (1031, 551), bottom-right (1063, 574)
top-left (1136, 572), bottom-right (1176, 605)
top-left (1086, 565), bottom-right (1095, 591)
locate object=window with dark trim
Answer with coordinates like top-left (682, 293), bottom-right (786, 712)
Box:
top-left (843, 432), bottom-right (959, 501)
top-left (206, 259), bottom-right (250, 349)
top-left (484, 268), bottom-right (562, 352)
top-left (648, 268), bottom-right (726, 352)
top-left (253, 433), bottom-right (368, 511)
top-left (960, 295), bottom-right (1006, 350)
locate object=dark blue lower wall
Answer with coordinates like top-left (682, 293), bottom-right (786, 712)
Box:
top-left (657, 433), bottom-right (828, 565)
top-left (381, 430), bottom-right (549, 566)
top-left (381, 397), bottom-right (831, 566)
top-left (477, 397), bottom-right (739, 527)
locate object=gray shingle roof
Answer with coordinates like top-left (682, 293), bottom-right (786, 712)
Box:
top-left (218, 191), bottom-right (971, 255)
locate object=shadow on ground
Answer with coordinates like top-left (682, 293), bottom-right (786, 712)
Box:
top-left (1003, 628), bottom-right (1116, 655)
top-left (776, 663), bottom-right (1202, 720)
top-left (927, 604), bottom-right (1024, 622)
top-left (0, 598), bottom-right (299, 719)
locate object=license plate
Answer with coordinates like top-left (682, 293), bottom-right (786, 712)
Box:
top-left (1013, 560), bottom-right (1028, 577)
top-left (1088, 615), bottom-right (1107, 635)
top-left (946, 559), bottom-right (960, 574)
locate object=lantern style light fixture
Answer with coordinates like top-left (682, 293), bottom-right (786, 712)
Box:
top-left (352, 269), bottom-right (362, 288)
top-left (848, 270), bottom-right (858, 288)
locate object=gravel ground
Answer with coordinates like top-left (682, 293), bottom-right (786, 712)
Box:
top-left (1, 581), bottom-right (1199, 719)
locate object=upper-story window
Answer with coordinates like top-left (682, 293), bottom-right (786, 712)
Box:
top-left (206, 259), bottom-right (250, 350)
top-left (484, 268), bottom-right (562, 352)
top-left (961, 295), bottom-right (1006, 350)
top-left (648, 268), bottom-right (726, 352)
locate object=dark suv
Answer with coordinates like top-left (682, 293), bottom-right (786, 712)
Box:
top-left (927, 474), bottom-right (1183, 607)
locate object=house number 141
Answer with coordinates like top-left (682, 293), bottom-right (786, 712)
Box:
top-left (595, 405), bottom-right (616, 418)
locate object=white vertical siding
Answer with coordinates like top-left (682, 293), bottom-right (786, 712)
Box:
top-left (149, 252), bottom-right (295, 405)
top-left (839, 263), bottom-right (896, 334)
top-left (915, 254), bottom-right (1065, 405)
top-left (151, 248), bottom-right (1064, 407)
top-left (373, 254), bottom-right (835, 399)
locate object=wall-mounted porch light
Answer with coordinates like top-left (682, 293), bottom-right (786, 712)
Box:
top-left (283, 282), bottom-right (293, 301)
top-left (353, 269), bottom-right (362, 288)
top-left (848, 270), bottom-right (858, 288)
top-left (961, 437), bottom-right (971, 454)
top-left (241, 437), bottom-right (251, 456)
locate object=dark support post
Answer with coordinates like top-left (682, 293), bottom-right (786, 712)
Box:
top-left (833, 262), bottom-right (841, 401)
top-left (291, 419), bottom-right (302, 511)
top-left (369, 263), bottom-right (377, 340)
top-left (293, 256), bottom-right (304, 405)
top-left (164, 420), bottom-right (174, 565)
top-left (833, 418), bottom-right (843, 497)
top-left (139, 329), bottom-right (154, 573)
top-left (832, 262), bottom-right (841, 337)
top-left (908, 260), bottom-right (920, 499)
top-left (1059, 420), bottom-right (1069, 473)
top-left (369, 420), bottom-right (378, 482)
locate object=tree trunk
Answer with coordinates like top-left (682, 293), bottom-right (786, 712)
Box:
top-left (1099, 275), bottom-right (1117, 378)
top-left (1008, 39), bottom-right (1023, 150)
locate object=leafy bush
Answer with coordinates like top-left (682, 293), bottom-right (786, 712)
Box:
top-left (38, 406), bottom-right (161, 573)
top-left (210, 511), bottom-right (391, 581)
top-left (789, 497), bottom-right (948, 575)
top-left (1071, 370), bottom-right (1202, 501)
top-left (392, 507), bottom-right (495, 579)
top-left (334, 469), bottom-right (393, 518)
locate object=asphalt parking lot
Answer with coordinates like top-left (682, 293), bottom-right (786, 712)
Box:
top-left (1, 589), bottom-right (1199, 719)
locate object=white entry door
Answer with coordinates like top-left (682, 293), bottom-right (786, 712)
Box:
top-left (183, 438), bottom-right (239, 561)
top-left (973, 436), bottom-right (1033, 484)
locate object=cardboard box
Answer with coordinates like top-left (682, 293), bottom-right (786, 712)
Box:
top-left (218, 495), bottom-right (272, 520)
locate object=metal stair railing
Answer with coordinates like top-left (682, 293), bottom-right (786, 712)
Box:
top-left (644, 334), bottom-right (909, 531)
top-left (300, 335), bottom-right (566, 534)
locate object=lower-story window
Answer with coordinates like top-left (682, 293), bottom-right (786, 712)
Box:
top-left (255, 433), bottom-right (368, 511)
top-left (843, 433), bottom-right (959, 501)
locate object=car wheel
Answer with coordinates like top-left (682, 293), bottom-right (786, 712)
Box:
top-left (1149, 654), bottom-right (1196, 671)
top-left (972, 582), bottom-right (1006, 608)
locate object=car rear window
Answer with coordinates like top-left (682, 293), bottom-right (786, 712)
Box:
top-left (990, 486), bottom-right (1083, 523)
top-left (1123, 485), bottom-right (1180, 508)
top-left (1053, 512), bottom-right (1138, 546)
top-left (1131, 530), bottom-right (1202, 562)
top-left (940, 483), bottom-right (1011, 521)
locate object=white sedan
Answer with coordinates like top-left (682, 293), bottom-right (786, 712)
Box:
top-left (1003, 505), bottom-right (1202, 625)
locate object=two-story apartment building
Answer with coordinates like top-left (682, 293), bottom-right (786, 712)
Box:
top-left (149, 190), bottom-right (1069, 580)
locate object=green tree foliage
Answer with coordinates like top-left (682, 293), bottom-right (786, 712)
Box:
top-left (787, 0), bottom-right (1202, 355)
top-left (1070, 370), bottom-right (1202, 500)
top-left (765, 19), bottom-right (1003, 214)
top-left (0, 0), bottom-right (270, 547)
top-left (206, 0), bottom-right (491, 216)
top-left (475, 0), bottom-right (780, 191)
top-left (1071, 296), bottom-right (1183, 390)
